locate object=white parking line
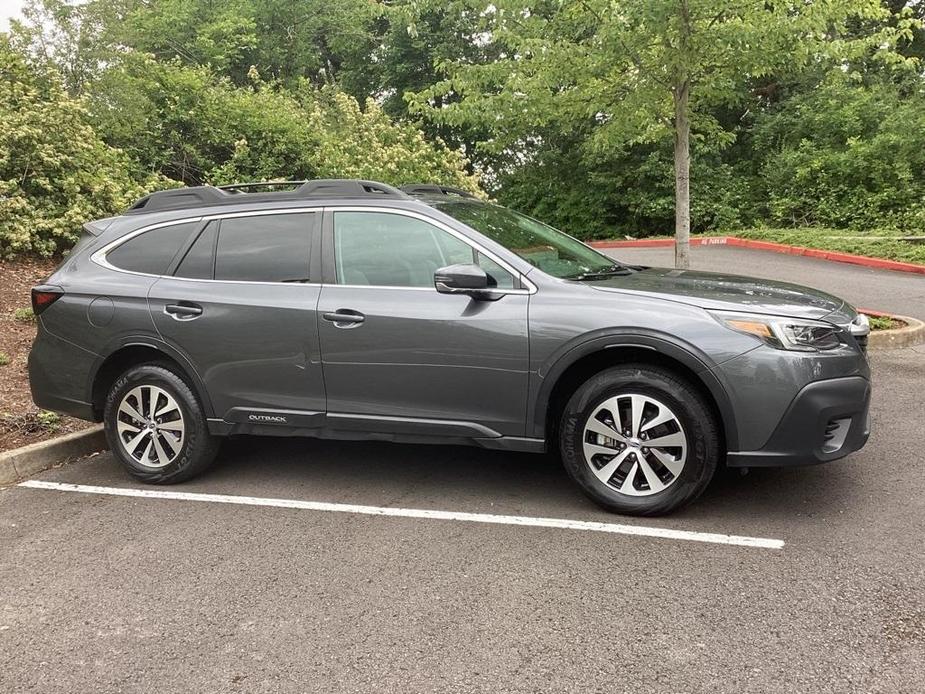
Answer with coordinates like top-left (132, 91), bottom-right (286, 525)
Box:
top-left (18, 480), bottom-right (785, 549)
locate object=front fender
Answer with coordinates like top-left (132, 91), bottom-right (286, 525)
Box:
top-left (528, 329), bottom-right (740, 450)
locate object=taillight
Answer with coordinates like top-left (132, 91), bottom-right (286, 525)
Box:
top-left (31, 285), bottom-right (64, 316)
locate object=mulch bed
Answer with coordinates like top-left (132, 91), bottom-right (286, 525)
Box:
top-left (0, 258), bottom-right (93, 452)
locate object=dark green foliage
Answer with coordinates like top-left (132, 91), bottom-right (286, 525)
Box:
top-left (753, 78), bottom-right (925, 230)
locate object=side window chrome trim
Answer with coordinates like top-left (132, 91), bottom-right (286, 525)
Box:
top-left (91, 208), bottom-right (322, 286)
top-left (325, 205), bottom-right (537, 295)
top-left (91, 217), bottom-right (204, 279)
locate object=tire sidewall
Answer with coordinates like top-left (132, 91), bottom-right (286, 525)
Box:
top-left (103, 364), bottom-right (210, 483)
top-left (560, 365), bottom-right (718, 515)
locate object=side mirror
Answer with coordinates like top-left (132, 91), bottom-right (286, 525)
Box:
top-left (434, 263), bottom-right (490, 296)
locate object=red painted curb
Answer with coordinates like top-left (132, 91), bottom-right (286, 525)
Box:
top-left (589, 237), bottom-right (727, 249)
top-left (589, 236), bottom-right (925, 276)
top-left (857, 308), bottom-right (891, 318)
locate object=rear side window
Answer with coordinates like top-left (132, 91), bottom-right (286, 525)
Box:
top-left (106, 222), bottom-right (199, 275)
top-left (214, 213), bottom-right (314, 283)
top-left (175, 222), bottom-right (217, 279)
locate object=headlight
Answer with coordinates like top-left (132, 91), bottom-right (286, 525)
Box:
top-left (711, 311), bottom-right (844, 352)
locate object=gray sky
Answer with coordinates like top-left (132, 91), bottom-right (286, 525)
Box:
top-left (0, 0), bottom-right (26, 33)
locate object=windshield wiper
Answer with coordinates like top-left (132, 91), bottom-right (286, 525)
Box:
top-left (566, 264), bottom-right (635, 281)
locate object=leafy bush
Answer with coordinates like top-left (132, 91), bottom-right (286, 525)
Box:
top-left (87, 56), bottom-right (480, 192)
top-left (12, 307), bottom-right (35, 322)
top-left (0, 37), bottom-right (166, 258)
top-left (1, 37), bottom-right (480, 260)
top-left (866, 315), bottom-right (898, 331)
top-left (36, 410), bottom-right (61, 431)
top-left (753, 78), bottom-right (925, 231)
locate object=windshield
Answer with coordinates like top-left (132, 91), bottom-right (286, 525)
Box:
top-left (436, 201), bottom-right (629, 280)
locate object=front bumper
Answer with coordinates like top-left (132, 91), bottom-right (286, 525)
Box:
top-left (726, 376), bottom-right (871, 468)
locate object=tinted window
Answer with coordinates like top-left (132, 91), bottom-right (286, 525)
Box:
top-left (175, 222), bottom-right (217, 279)
top-left (107, 222), bottom-right (199, 275)
top-left (437, 201), bottom-right (623, 279)
top-left (476, 252), bottom-right (514, 289)
top-left (334, 211), bottom-right (514, 288)
top-left (214, 213), bottom-right (314, 283)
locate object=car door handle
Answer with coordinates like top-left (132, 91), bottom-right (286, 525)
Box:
top-left (164, 303), bottom-right (203, 320)
top-left (322, 309), bottom-right (365, 327)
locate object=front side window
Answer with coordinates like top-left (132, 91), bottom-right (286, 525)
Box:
top-left (333, 211), bottom-right (514, 288)
top-left (214, 213), bottom-right (314, 283)
top-left (107, 221), bottom-right (199, 275)
top-left (436, 201), bottom-right (628, 280)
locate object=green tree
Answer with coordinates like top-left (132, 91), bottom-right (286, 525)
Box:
top-left (13, 0), bottom-right (385, 97)
top-left (411, 0), bottom-right (912, 267)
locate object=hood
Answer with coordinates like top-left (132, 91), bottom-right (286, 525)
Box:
top-left (590, 267), bottom-right (856, 324)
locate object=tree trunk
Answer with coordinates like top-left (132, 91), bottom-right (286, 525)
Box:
top-left (673, 81), bottom-right (691, 270)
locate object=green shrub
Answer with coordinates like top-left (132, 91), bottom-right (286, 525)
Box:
top-left (0, 37), bottom-right (166, 258)
top-left (753, 79), bottom-right (925, 231)
top-left (12, 307), bottom-right (35, 322)
top-left (1, 39), bottom-right (480, 260)
top-left (866, 315), bottom-right (896, 331)
top-left (0, 352), bottom-right (10, 366)
top-left (36, 410), bottom-right (61, 431)
top-left (87, 55), bottom-right (481, 193)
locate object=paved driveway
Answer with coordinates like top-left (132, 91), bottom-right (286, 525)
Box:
top-left (2, 250), bottom-right (924, 693)
top-left (602, 245), bottom-right (925, 319)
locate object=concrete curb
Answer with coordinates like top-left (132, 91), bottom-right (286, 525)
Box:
top-left (0, 425), bottom-right (107, 486)
top-left (589, 236), bottom-right (925, 275)
top-left (863, 313), bottom-right (925, 350)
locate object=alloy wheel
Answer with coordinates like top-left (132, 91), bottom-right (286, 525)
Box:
top-left (582, 393), bottom-right (687, 496)
top-left (116, 385), bottom-right (185, 468)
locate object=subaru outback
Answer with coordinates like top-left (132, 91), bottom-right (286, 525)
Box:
top-left (28, 179), bottom-right (871, 515)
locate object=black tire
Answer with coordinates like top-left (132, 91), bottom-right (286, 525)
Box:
top-left (103, 363), bottom-right (220, 484)
top-left (559, 364), bottom-right (720, 516)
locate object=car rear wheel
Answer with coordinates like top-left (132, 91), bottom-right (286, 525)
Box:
top-left (103, 364), bottom-right (219, 484)
top-left (559, 364), bottom-right (720, 516)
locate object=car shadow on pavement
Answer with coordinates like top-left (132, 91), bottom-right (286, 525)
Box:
top-left (185, 434), bottom-right (862, 525)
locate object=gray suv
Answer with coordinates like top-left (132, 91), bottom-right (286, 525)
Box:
top-left (28, 180), bottom-right (871, 515)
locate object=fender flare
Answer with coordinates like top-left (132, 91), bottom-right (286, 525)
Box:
top-left (86, 334), bottom-right (216, 418)
top-left (529, 329), bottom-right (739, 450)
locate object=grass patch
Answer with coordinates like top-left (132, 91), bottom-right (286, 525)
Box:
top-left (864, 314), bottom-right (905, 331)
top-left (611, 228), bottom-right (925, 265)
top-left (733, 229), bottom-right (925, 265)
top-left (0, 352), bottom-right (9, 366)
top-left (867, 315), bottom-right (894, 331)
top-left (12, 306), bottom-right (35, 322)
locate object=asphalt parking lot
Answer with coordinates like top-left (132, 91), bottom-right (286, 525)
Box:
top-left (2, 248), bottom-right (924, 693)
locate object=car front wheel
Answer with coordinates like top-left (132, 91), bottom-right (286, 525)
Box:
top-left (103, 363), bottom-right (219, 484)
top-left (559, 364), bottom-right (720, 516)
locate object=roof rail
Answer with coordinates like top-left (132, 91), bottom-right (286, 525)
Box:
top-left (124, 179), bottom-right (409, 215)
top-left (297, 179), bottom-right (407, 198)
top-left (126, 186), bottom-right (229, 214)
top-left (400, 183), bottom-right (479, 199)
top-left (218, 180), bottom-right (308, 193)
